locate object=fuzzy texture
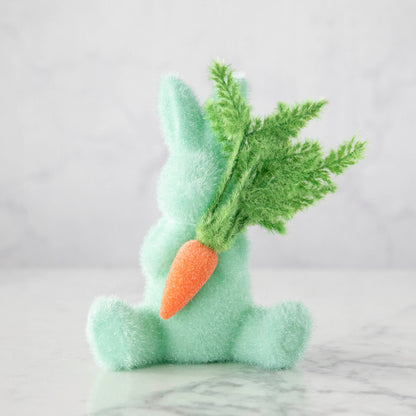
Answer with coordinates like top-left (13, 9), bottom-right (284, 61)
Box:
top-left (196, 62), bottom-right (366, 252)
top-left (86, 62), bottom-right (363, 371)
top-left (160, 240), bottom-right (218, 319)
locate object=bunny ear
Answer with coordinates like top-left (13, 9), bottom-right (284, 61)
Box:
top-left (234, 73), bottom-right (248, 99)
top-left (159, 75), bottom-right (204, 152)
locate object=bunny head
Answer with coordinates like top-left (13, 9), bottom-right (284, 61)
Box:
top-left (157, 75), bottom-right (225, 226)
top-left (140, 76), bottom-right (229, 283)
top-left (140, 75), bottom-right (249, 284)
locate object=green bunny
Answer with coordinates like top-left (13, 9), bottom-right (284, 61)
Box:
top-left (87, 62), bottom-right (364, 371)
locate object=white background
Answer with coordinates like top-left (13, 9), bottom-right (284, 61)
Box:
top-left (1, 0), bottom-right (415, 268)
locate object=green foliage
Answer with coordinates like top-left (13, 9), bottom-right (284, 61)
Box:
top-left (196, 61), bottom-right (366, 253)
top-left (324, 135), bottom-right (366, 174)
top-left (251, 100), bottom-right (328, 148)
top-left (204, 61), bottom-right (251, 154)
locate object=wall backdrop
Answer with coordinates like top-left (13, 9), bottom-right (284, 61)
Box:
top-left (1, 0), bottom-right (415, 267)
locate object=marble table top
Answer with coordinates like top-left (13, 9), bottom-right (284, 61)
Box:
top-left (0, 268), bottom-right (415, 415)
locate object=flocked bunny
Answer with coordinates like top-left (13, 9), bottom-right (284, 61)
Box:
top-left (87, 74), bottom-right (313, 370)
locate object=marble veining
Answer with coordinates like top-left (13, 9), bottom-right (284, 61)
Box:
top-left (89, 309), bottom-right (416, 415)
top-left (0, 269), bottom-right (415, 415)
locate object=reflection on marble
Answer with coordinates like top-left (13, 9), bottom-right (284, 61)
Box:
top-left (0, 269), bottom-right (415, 415)
top-left (90, 364), bottom-right (307, 415)
top-left (89, 308), bottom-right (416, 415)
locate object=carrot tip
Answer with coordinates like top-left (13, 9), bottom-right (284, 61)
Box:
top-left (159, 310), bottom-right (172, 320)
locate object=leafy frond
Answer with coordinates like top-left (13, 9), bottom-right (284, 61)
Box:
top-left (251, 99), bottom-right (327, 144)
top-left (324, 136), bottom-right (366, 175)
top-left (240, 139), bottom-right (337, 233)
top-left (196, 61), bottom-right (366, 250)
top-left (204, 61), bottom-right (251, 153)
top-left (204, 99), bottom-right (230, 152)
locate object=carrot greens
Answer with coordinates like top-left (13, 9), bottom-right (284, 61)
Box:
top-left (195, 61), bottom-right (366, 253)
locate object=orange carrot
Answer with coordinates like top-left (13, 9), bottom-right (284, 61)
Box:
top-left (160, 240), bottom-right (218, 320)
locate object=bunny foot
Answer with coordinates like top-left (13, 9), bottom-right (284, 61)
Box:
top-left (87, 298), bottom-right (165, 370)
top-left (232, 301), bottom-right (312, 369)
